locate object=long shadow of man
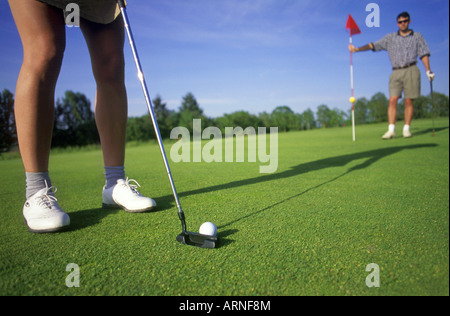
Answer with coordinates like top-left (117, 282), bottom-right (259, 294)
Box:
top-left (162, 143), bottom-right (437, 204)
top-left (214, 143), bottom-right (438, 229)
top-left (69, 144), bottom-right (437, 241)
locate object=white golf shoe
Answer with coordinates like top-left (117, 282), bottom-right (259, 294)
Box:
top-left (23, 185), bottom-right (70, 233)
top-left (382, 130), bottom-right (395, 140)
top-left (403, 130), bottom-right (412, 138)
top-left (102, 178), bottom-right (157, 213)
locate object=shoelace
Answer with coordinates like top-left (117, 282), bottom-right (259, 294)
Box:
top-left (36, 183), bottom-right (58, 209)
top-left (123, 178), bottom-right (141, 195)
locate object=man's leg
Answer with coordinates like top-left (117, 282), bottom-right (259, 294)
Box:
top-left (382, 96), bottom-right (400, 139)
top-left (402, 65), bottom-right (420, 138)
top-left (404, 99), bottom-right (414, 125)
top-left (403, 98), bottom-right (414, 138)
top-left (388, 96), bottom-right (400, 125)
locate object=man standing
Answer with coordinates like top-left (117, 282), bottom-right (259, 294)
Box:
top-left (349, 12), bottom-right (434, 139)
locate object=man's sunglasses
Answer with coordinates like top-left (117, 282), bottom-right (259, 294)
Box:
top-left (397, 19), bottom-right (410, 24)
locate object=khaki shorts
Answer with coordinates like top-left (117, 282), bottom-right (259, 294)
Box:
top-left (389, 65), bottom-right (421, 99)
top-left (38, 0), bottom-right (121, 24)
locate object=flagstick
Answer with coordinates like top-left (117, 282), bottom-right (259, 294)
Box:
top-left (350, 36), bottom-right (356, 142)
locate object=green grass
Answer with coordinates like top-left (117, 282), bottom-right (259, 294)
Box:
top-left (0, 118), bottom-right (448, 296)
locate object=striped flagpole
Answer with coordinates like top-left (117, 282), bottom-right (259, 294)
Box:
top-left (350, 36), bottom-right (356, 142)
top-left (346, 14), bottom-right (360, 142)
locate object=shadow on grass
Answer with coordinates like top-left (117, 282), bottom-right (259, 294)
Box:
top-left (412, 126), bottom-right (448, 137)
top-left (171, 143), bottom-right (437, 233)
top-left (68, 206), bottom-right (165, 232)
top-left (216, 229), bottom-right (239, 248)
top-left (67, 144), bottom-right (437, 240)
top-left (68, 207), bottom-right (119, 232)
top-left (218, 172), bottom-right (348, 230)
top-left (169, 143), bottom-right (438, 203)
top-left (150, 143), bottom-right (438, 246)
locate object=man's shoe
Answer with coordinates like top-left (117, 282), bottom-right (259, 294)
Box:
top-left (403, 130), bottom-right (412, 138)
top-left (382, 131), bottom-right (395, 140)
top-left (102, 178), bottom-right (157, 213)
top-left (23, 185), bottom-right (70, 233)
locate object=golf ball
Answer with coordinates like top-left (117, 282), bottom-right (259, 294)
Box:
top-left (349, 96), bottom-right (356, 103)
top-left (199, 222), bottom-right (218, 237)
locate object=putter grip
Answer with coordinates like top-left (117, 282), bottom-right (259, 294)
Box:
top-left (117, 0), bottom-right (127, 8)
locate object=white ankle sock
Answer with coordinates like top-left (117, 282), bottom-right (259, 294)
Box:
top-left (104, 166), bottom-right (125, 189)
top-left (388, 124), bottom-right (395, 133)
top-left (26, 172), bottom-right (52, 199)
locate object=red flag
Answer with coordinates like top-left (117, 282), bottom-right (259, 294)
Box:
top-left (346, 14), bottom-right (361, 36)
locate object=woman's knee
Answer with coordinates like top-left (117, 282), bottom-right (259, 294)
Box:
top-left (92, 51), bottom-right (125, 86)
top-left (23, 35), bottom-right (65, 80)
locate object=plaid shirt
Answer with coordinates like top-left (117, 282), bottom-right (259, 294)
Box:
top-left (371, 30), bottom-right (431, 69)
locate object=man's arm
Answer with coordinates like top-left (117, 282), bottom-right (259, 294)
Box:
top-left (421, 55), bottom-right (431, 72)
top-left (348, 43), bottom-right (374, 53)
top-left (421, 55), bottom-right (435, 81)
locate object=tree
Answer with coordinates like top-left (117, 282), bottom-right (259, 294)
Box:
top-left (331, 107), bottom-right (347, 127)
top-left (214, 111), bottom-right (261, 134)
top-left (271, 106), bottom-right (298, 132)
top-left (179, 93), bottom-right (202, 114)
top-left (295, 112), bottom-right (305, 131)
top-left (368, 92), bottom-right (388, 123)
top-left (153, 95), bottom-right (173, 137)
top-left (258, 111), bottom-right (273, 129)
top-left (126, 115), bottom-right (153, 142)
top-left (316, 105), bottom-right (346, 128)
top-left (0, 89), bottom-right (16, 152)
top-left (53, 91), bottom-right (98, 147)
top-left (178, 93), bottom-right (211, 132)
top-left (302, 108), bottom-right (316, 130)
top-left (353, 97), bottom-right (369, 124)
top-left (430, 92), bottom-right (449, 117)
top-left (413, 96), bottom-right (431, 119)
top-left (316, 104), bottom-right (332, 128)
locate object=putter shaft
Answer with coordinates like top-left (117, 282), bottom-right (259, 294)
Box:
top-left (118, 2), bottom-right (187, 233)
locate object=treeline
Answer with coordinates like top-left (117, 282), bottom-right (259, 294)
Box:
top-left (1, 90), bottom-right (99, 152)
top-left (126, 91), bottom-right (450, 141)
top-left (1, 88), bottom-right (449, 151)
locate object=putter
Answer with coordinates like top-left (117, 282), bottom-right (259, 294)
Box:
top-left (430, 80), bottom-right (436, 137)
top-left (117, 0), bottom-right (217, 249)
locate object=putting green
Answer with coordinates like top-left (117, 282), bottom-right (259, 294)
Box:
top-left (0, 118), bottom-right (448, 296)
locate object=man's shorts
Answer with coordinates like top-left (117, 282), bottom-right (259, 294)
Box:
top-left (389, 65), bottom-right (421, 99)
top-left (38, 0), bottom-right (121, 24)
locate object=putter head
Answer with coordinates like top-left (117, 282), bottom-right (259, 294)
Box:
top-left (177, 231), bottom-right (217, 249)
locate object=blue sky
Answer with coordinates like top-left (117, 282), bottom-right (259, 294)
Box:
top-left (0, 0), bottom-right (448, 118)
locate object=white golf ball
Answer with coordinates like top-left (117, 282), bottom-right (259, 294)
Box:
top-left (199, 222), bottom-right (217, 237)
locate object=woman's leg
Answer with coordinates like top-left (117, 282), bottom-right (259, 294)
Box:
top-left (9, 0), bottom-right (70, 232)
top-left (9, 0), bottom-right (66, 173)
top-left (81, 17), bottom-right (156, 212)
top-left (80, 17), bottom-right (127, 168)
